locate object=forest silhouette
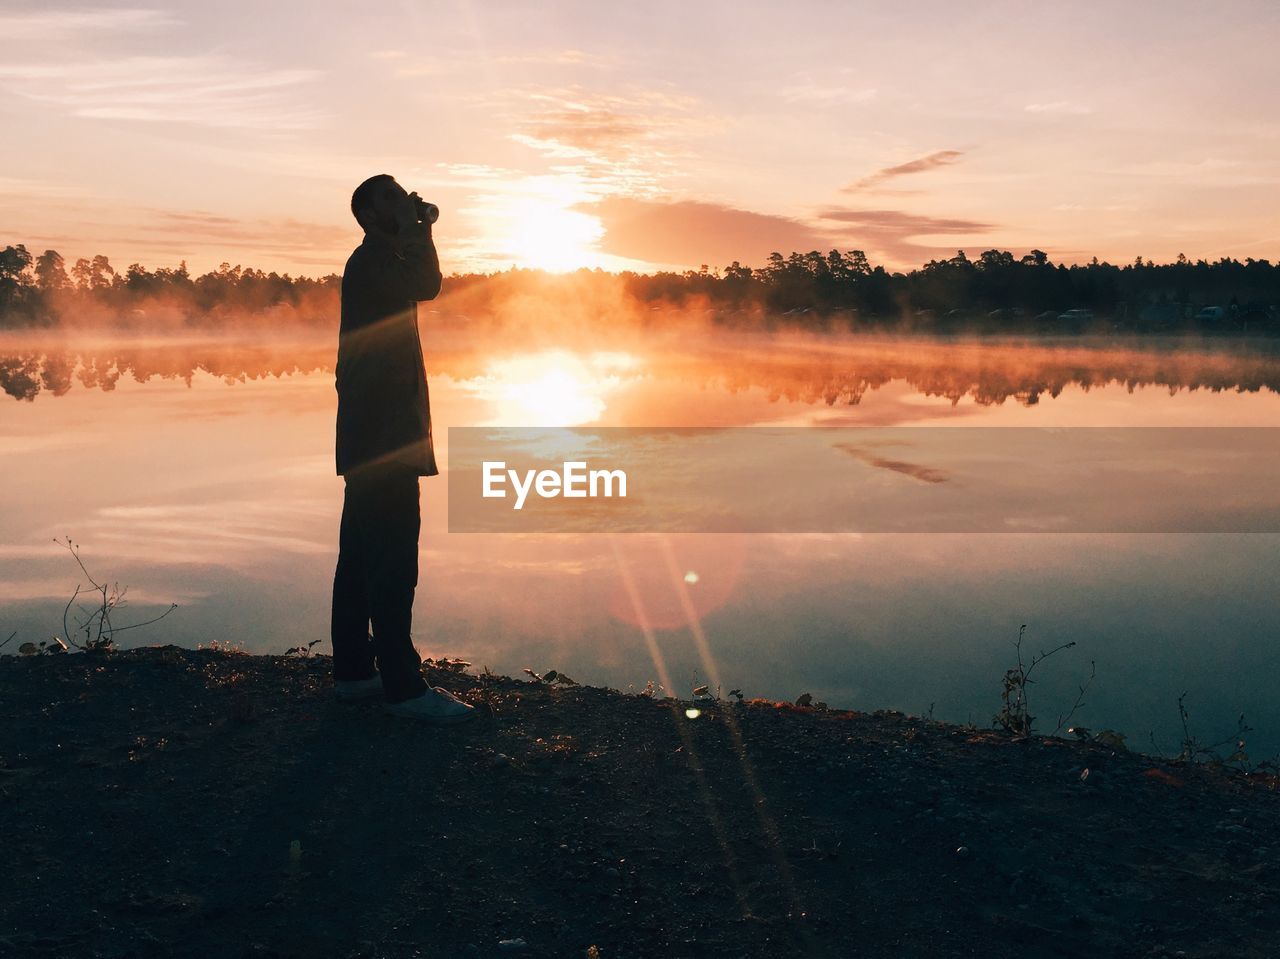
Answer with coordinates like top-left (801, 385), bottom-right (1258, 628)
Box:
top-left (2, 243), bottom-right (1279, 335)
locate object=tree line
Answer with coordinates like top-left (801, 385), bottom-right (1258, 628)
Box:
top-left (0, 247), bottom-right (339, 329)
top-left (2, 243), bottom-right (1278, 334)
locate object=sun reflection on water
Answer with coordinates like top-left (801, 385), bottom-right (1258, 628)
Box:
top-left (466, 349), bottom-right (640, 426)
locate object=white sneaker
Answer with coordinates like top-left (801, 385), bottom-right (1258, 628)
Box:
top-left (334, 675), bottom-right (383, 702)
top-left (385, 686), bottom-right (476, 724)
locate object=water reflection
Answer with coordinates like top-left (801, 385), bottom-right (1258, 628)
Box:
top-left (0, 339), bottom-right (331, 400)
top-left (467, 350), bottom-right (639, 426)
top-left (4, 333), bottom-right (1280, 410)
top-left (3, 332), bottom-right (1280, 757)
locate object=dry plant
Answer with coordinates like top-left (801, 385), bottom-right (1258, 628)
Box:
top-left (994, 624), bottom-right (1095, 739)
top-left (54, 536), bottom-right (177, 652)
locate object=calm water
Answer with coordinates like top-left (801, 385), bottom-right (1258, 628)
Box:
top-left (3, 330), bottom-right (1280, 757)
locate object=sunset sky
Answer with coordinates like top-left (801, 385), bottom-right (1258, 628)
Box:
top-left (2, 1), bottom-right (1279, 277)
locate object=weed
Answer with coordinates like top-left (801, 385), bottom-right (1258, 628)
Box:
top-left (634, 680), bottom-right (664, 699)
top-left (523, 667), bottom-right (578, 686)
top-left (1174, 692), bottom-right (1252, 769)
top-left (993, 624), bottom-right (1093, 738)
top-left (55, 537), bottom-right (177, 652)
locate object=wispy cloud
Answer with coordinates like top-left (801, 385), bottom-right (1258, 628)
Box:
top-left (779, 66), bottom-right (878, 106)
top-left (1052, 202), bottom-right (1136, 213)
top-left (780, 84), bottom-right (877, 104)
top-left (847, 150), bottom-right (965, 191)
top-left (18, 209), bottom-right (351, 267)
top-left (0, 9), bottom-right (323, 131)
top-left (494, 49), bottom-right (615, 67)
top-left (498, 87), bottom-right (715, 196)
top-left (1111, 157), bottom-right (1257, 181)
top-left (435, 161), bottom-right (529, 182)
top-left (146, 211), bottom-right (350, 250)
top-left (517, 107), bottom-right (653, 152)
top-left (0, 56), bottom-right (324, 129)
top-left (0, 7), bottom-right (176, 38)
top-left (1025, 101), bottom-right (1093, 115)
top-left (430, 161), bottom-right (540, 189)
top-left (389, 48), bottom-right (615, 78)
top-left (512, 89), bottom-right (702, 156)
top-left (0, 176), bottom-right (81, 198)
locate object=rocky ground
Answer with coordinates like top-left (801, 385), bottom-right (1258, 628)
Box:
top-left (1, 645), bottom-right (1278, 958)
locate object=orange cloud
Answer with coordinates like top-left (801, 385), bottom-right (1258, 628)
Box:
top-left (575, 197), bottom-right (830, 267)
top-left (847, 150), bottom-right (965, 191)
top-left (578, 196), bottom-right (994, 271)
top-left (520, 107), bottom-right (655, 152)
top-left (815, 208), bottom-right (992, 265)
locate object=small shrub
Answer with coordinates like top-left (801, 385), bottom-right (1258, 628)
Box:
top-left (993, 624), bottom-right (1093, 739)
top-left (55, 537), bottom-right (176, 652)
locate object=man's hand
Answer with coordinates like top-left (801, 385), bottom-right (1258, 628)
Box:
top-left (408, 192), bottom-right (438, 225)
top-left (385, 188), bottom-right (442, 299)
top-left (392, 190), bottom-right (419, 235)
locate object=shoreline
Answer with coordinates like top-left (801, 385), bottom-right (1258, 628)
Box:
top-left (3, 645), bottom-right (1278, 958)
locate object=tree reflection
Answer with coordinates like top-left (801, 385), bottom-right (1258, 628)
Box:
top-left (3, 336), bottom-right (1280, 406)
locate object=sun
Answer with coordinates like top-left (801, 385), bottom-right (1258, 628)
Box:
top-left (499, 197), bottom-right (605, 272)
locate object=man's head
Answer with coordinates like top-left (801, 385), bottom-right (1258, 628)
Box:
top-left (351, 174), bottom-right (410, 236)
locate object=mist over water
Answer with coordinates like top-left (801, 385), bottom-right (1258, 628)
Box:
top-left (3, 328), bottom-right (1279, 757)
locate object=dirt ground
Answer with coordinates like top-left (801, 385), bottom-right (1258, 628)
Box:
top-left (1, 645), bottom-right (1277, 958)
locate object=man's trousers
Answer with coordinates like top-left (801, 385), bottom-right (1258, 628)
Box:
top-left (331, 467), bottom-right (429, 703)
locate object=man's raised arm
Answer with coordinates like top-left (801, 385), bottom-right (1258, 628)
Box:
top-left (395, 219), bottom-right (442, 301)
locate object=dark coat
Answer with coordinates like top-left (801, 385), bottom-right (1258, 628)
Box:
top-left (335, 226), bottom-right (442, 477)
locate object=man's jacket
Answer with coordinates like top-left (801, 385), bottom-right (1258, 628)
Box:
top-left (335, 225), bottom-right (441, 477)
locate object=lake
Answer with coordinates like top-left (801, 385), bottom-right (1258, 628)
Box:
top-left (3, 329), bottom-right (1279, 758)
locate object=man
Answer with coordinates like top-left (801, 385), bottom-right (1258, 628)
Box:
top-left (330, 173), bottom-right (474, 723)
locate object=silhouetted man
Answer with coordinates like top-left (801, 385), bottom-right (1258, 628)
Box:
top-left (330, 173), bottom-right (473, 723)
